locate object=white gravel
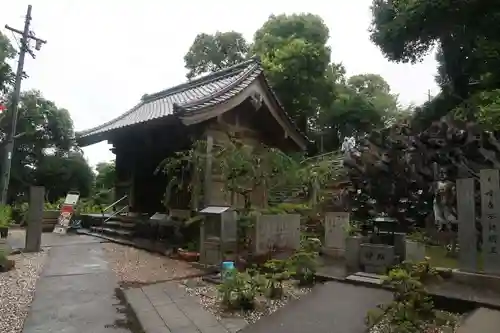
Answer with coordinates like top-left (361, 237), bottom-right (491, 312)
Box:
top-left (0, 251), bottom-right (48, 333)
top-left (368, 311), bottom-right (463, 333)
top-left (183, 278), bottom-right (312, 324)
top-left (102, 243), bottom-right (203, 287)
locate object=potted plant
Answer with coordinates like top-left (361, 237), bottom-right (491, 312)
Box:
top-left (0, 205), bottom-right (12, 238)
top-left (343, 220), bottom-right (363, 271)
top-left (177, 241), bottom-right (199, 262)
top-left (406, 230), bottom-right (427, 262)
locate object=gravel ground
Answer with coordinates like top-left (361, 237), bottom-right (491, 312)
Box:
top-left (369, 311), bottom-right (463, 333)
top-left (183, 277), bottom-right (312, 324)
top-left (0, 251), bottom-right (48, 333)
top-left (102, 243), bottom-right (203, 287)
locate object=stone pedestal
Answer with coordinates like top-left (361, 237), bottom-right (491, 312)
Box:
top-left (323, 212), bottom-right (349, 258)
top-left (345, 236), bottom-right (362, 271)
top-left (405, 240), bottom-right (425, 262)
top-left (360, 243), bottom-right (395, 274)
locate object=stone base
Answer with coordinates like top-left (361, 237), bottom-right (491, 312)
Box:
top-left (450, 270), bottom-right (500, 293)
top-left (321, 247), bottom-right (344, 259)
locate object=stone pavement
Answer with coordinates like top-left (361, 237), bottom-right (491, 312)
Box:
top-left (22, 234), bottom-right (138, 333)
top-left (240, 281), bottom-right (393, 333)
top-left (125, 282), bottom-right (247, 333)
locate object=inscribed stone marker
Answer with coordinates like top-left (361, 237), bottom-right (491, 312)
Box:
top-left (457, 178), bottom-right (477, 272)
top-left (480, 169), bottom-right (500, 275)
top-left (25, 186), bottom-right (44, 253)
top-left (324, 212), bottom-right (349, 250)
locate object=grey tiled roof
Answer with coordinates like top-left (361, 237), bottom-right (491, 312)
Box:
top-left (77, 57), bottom-right (307, 149)
top-left (77, 58), bottom-right (261, 139)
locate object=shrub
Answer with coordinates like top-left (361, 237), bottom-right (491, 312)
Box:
top-left (366, 259), bottom-right (447, 333)
top-left (0, 205), bottom-right (12, 228)
top-left (262, 259), bottom-right (290, 299)
top-left (217, 269), bottom-right (265, 310)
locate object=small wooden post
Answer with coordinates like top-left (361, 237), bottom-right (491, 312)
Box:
top-left (25, 186), bottom-right (44, 253)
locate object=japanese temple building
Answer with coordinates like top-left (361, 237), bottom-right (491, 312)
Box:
top-left (77, 57), bottom-right (307, 214)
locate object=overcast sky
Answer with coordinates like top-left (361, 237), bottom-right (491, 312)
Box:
top-left (0, 0), bottom-right (439, 167)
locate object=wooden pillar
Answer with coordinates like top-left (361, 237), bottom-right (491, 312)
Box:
top-left (203, 133), bottom-right (214, 207)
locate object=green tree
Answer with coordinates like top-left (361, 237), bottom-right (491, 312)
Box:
top-left (252, 13), bottom-right (334, 133)
top-left (0, 31), bottom-right (15, 97)
top-left (316, 66), bottom-right (403, 151)
top-left (184, 31), bottom-right (249, 79)
top-left (95, 161), bottom-right (115, 190)
top-left (34, 151), bottom-right (94, 202)
top-left (347, 74), bottom-right (400, 124)
top-left (0, 90), bottom-right (75, 201)
top-left (370, 0), bottom-right (500, 123)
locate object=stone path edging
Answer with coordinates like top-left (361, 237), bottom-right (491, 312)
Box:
top-left (125, 282), bottom-right (247, 333)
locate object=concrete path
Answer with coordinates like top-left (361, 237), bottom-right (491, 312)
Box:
top-left (22, 234), bottom-right (138, 333)
top-left (240, 281), bottom-right (393, 333)
top-left (126, 282), bottom-right (247, 333)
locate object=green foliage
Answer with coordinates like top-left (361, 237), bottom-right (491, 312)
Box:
top-left (95, 161), bottom-right (115, 190)
top-left (406, 230), bottom-right (427, 244)
top-left (262, 203), bottom-right (311, 215)
top-left (1, 90), bottom-right (78, 202)
top-left (0, 205), bottom-right (12, 228)
top-left (343, 220), bottom-right (362, 237)
top-left (217, 269), bottom-right (265, 310)
top-left (366, 259), bottom-right (444, 333)
top-left (0, 31), bottom-right (15, 96)
top-left (262, 259), bottom-right (290, 299)
top-left (156, 140), bottom-right (206, 211)
top-left (288, 238), bottom-right (321, 285)
top-left (184, 31), bottom-right (249, 79)
top-left (252, 13), bottom-right (333, 132)
top-left (370, 0), bottom-right (500, 126)
top-left (34, 151), bottom-right (94, 201)
top-left (43, 201), bottom-right (60, 211)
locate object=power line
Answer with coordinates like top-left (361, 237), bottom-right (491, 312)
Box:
top-left (0, 5), bottom-right (47, 204)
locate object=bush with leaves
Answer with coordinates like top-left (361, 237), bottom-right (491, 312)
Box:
top-left (365, 259), bottom-right (456, 333)
top-left (0, 205), bottom-right (12, 228)
top-left (288, 237), bottom-right (321, 286)
top-left (217, 269), bottom-right (265, 310)
top-left (262, 259), bottom-right (290, 299)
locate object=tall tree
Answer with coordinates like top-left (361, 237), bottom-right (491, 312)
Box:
top-left (34, 151), bottom-right (94, 202)
top-left (252, 14), bottom-right (334, 133)
top-left (184, 31), bottom-right (249, 79)
top-left (95, 161), bottom-right (115, 190)
top-left (370, 0), bottom-right (500, 123)
top-left (0, 32), bottom-right (15, 109)
top-left (0, 90), bottom-right (75, 201)
top-left (316, 65), bottom-right (403, 151)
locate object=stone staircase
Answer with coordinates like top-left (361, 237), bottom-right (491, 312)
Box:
top-left (89, 214), bottom-right (149, 240)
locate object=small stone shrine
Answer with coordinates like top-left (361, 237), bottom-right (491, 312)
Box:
top-left (199, 206), bottom-right (237, 267)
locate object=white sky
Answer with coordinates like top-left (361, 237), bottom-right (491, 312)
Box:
top-left (0, 0), bottom-right (439, 167)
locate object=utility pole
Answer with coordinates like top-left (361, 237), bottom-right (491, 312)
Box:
top-left (1, 5), bottom-right (46, 204)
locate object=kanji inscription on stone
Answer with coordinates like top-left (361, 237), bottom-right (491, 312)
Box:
top-left (480, 169), bottom-right (500, 275)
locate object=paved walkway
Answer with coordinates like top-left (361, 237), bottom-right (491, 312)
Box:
top-left (22, 234), bottom-right (138, 333)
top-left (126, 282), bottom-right (247, 333)
top-left (240, 281), bottom-right (393, 333)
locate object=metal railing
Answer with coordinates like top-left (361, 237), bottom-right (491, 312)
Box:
top-left (102, 194), bottom-right (128, 214)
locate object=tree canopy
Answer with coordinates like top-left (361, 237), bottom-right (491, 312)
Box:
top-left (370, 0), bottom-right (500, 126)
top-left (183, 13), bottom-right (406, 150)
top-left (0, 33), bottom-right (93, 202)
top-left (184, 31), bottom-right (249, 79)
